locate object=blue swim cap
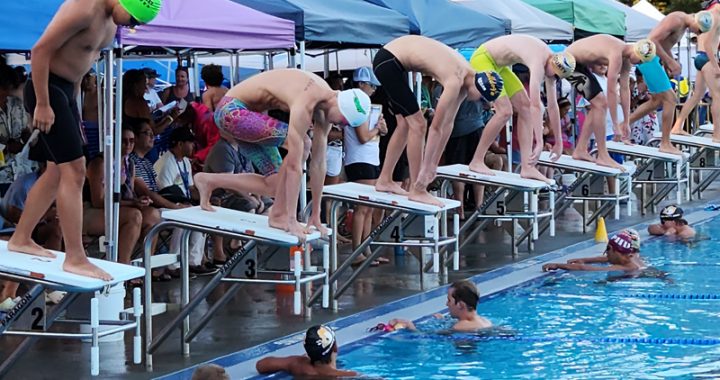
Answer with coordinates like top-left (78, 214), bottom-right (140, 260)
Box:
top-left (696, 11), bottom-right (714, 33)
top-left (475, 71), bottom-right (503, 102)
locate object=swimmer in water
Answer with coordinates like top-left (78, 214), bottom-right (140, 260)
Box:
top-left (543, 232), bottom-right (645, 273)
top-left (387, 280), bottom-right (492, 333)
top-left (648, 205), bottom-right (696, 239)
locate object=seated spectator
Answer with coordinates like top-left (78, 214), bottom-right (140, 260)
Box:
top-left (200, 64), bottom-right (228, 112)
top-left (0, 62), bottom-right (31, 186)
top-left (143, 68), bottom-right (164, 111)
top-left (155, 127), bottom-right (214, 276)
top-left (171, 102), bottom-right (219, 169)
top-left (204, 128), bottom-right (266, 265)
top-left (161, 66), bottom-right (195, 104)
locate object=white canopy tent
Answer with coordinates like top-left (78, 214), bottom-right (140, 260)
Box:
top-left (632, 0), bottom-right (665, 21)
top-left (597, 0), bottom-right (660, 42)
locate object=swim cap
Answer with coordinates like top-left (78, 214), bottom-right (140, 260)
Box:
top-left (660, 205), bottom-right (684, 222)
top-left (608, 233), bottom-right (635, 255)
top-left (621, 228), bottom-right (641, 252)
top-left (475, 71), bottom-right (503, 102)
top-left (696, 11), bottom-right (715, 33)
top-left (304, 325), bottom-right (336, 363)
top-left (549, 52), bottom-right (576, 79)
top-left (337, 89), bottom-right (371, 127)
top-left (632, 39), bottom-right (656, 63)
top-left (119, 0), bottom-right (162, 24)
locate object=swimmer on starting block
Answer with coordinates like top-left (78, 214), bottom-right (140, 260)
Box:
top-left (673, 1), bottom-right (720, 140)
top-left (467, 34), bottom-right (576, 184)
top-left (566, 36), bottom-right (657, 170)
top-left (385, 280), bottom-right (492, 333)
top-left (373, 35), bottom-right (503, 206)
top-left (7, 0), bottom-right (162, 280)
top-left (195, 69), bottom-right (371, 240)
top-left (630, 11), bottom-right (714, 154)
top-left (256, 325), bottom-right (358, 377)
top-left (648, 205), bottom-right (696, 239)
top-left (543, 232), bottom-right (645, 273)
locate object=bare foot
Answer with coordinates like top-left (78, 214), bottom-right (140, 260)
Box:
top-left (621, 138), bottom-right (633, 146)
top-left (63, 257), bottom-right (113, 281)
top-left (572, 150), bottom-right (596, 163)
top-left (7, 237), bottom-right (56, 258)
top-left (468, 161), bottom-right (495, 176)
top-left (375, 180), bottom-right (408, 196)
top-left (671, 128), bottom-right (690, 136)
top-left (194, 173), bottom-right (216, 212)
top-left (286, 220), bottom-right (307, 243)
top-left (596, 156), bottom-right (626, 172)
top-left (520, 166), bottom-right (554, 185)
top-left (408, 188), bottom-right (444, 207)
top-left (659, 143), bottom-right (683, 155)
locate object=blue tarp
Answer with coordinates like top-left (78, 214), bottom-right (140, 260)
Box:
top-left (231, 0), bottom-right (305, 41)
top-left (0, 1), bottom-right (63, 51)
top-left (365, 0), bottom-right (509, 48)
top-left (282, 0), bottom-right (410, 47)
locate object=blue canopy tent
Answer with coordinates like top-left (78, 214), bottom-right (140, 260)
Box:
top-left (0, 1), bottom-right (63, 52)
top-left (231, 0), bottom-right (304, 42)
top-left (365, 0), bottom-right (509, 48)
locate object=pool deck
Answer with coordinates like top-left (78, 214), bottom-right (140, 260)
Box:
top-left (2, 187), bottom-right (720, 379)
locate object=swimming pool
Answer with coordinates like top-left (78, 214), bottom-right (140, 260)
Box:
top-left (340, 218), bottom-right (720, 379)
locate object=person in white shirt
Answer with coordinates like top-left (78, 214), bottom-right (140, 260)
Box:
top-left (345, 67), bottom-right (389, 267)
top-left (143, 68), bottom-right (164, 111)
top-left (155, 127), bottom-right (213, 276)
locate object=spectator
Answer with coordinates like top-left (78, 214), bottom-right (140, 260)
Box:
top-left (143, 68), bottom-right (164, 111)
top-left (200, 64), bottom-right (227, 112)
top-left (161, 66), bottom-right (195, 104)
top-left (123, 69), bottom-right (176, 136)
top-left (10, 66), bottom-right (27, 101)
top-left (187, 102), bottom-right (220, 165)
top-left (155, 127), bottom-right (214, 276)
top-left (83, 127), bottom-right (153, 275)
top-left (204, 128), bottom-right (266, 264)
top-left (0, 63), bottom-right (31, 185)
top-left (81, 70), bottom-right (101, 160)
top-left (345, 67), bottom-right (388, 266)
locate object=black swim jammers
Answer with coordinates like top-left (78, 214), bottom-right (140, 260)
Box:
top-left (373, 48), bottom-right (420, 117)
top-left (566, 63), bottom-right (603, 101)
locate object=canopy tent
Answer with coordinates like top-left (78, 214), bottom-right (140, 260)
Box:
top-left (452, 0), bottom-right (572, 42)
top-left (231, 0), bottom-right (304, 42)
top-left (522, 0), bottom-right (626, 39)
top-left (119, 0), bottom-right (295, 51)
top-left (0, 0), bottom-right (63, 52)
top-left (597, 0), bottom-right (659, 42)
top-left (632, 0), bottom-right (665, 21)
top-left (365, 0), bottom-right (509, 48)
top-left (237, 0), bottom-right (409, 48)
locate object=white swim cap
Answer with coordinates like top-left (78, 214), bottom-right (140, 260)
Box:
top-left (696, 11), bottom-right (714, 33)
top-left (633, 39), bottom-right (656, 63)
top-left (337, 89), bottom-right (371, 127)
top-left (549, 52), bottom-right (576, 79)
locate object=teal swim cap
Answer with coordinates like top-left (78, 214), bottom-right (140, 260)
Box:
top-left (119, 0), bottom-right (162, 24)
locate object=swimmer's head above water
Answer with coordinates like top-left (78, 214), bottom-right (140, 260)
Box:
top-left (304, 325), bottom-right (337, 365)
top-left (660, 204), bottom-right (684, 224)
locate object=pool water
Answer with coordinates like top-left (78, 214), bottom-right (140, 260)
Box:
top-left (340, 218), bottom-right (720, 379)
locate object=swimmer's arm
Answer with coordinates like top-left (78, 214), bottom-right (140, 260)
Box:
top-left (679, 228), bottom-right (696, 239)
top-left (649, 28), bottom-right (676, 68)
top-left (619, 68), bottom-right (631, 133)
top-left (426, 83), bottom-right (463, 166)
top-left (606, 53), bottom-right (623, 128)
top-left (31, 3), bottom-right (93, 107)
top-left (255, 356), bottom-right (303, 374)
top-left (308, 111), bottom-right (329, 224)
top-left (543, 76), bottom-right (561, 149)
top-left (544, 263), bottom-right (626, 272)
top-left (389, 318), bottom-right (417, 331)
top-left (568, 256), bottom-right (608, 264)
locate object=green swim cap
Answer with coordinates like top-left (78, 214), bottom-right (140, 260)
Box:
top-left (119, 0), bottom-right (162, 24)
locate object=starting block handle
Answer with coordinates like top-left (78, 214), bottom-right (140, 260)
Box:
top-left (453, 213), bottom-right (460, 271)
top-left (322, 244), bottom-right (329, 309)
top-left (133, 287), bottom-right (141, 365)
top-left (91, 295), bottom-right (99, 376)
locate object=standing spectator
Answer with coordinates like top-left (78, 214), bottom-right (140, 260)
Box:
top-left (10, 66), bottom-right (27, 101)
top-left (162, 66), bottom-right (195, 104)
top-left (200, 64), bottom-right (228, 112)
top-left (143, 68), bottom-right (164, 111)
top-left (0, 63), bottom-right (31, 186)
top-left (155, 127), bottom-right (214, 276)
top-left (124, 69), bottom-right (176, 136)
top-left (188, 102), bottom-right (220, 165)
top-left (345, 67), bottom-right (388, 266)
top-left (81, 70), bottom-right (101, 160)
top-left (204, 129), bottom-right (265, 265)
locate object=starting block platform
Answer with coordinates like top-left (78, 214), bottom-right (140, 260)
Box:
top-left (605, 140), bottom-right (689, 214)
top-left (141, 207), bottom-right (329, 370)
top-left (0, 242), bottom-right (144, 377)
top-left (436, 164), bottom-right (555, 257)
top-left (307, 182), bottom-right (460, 310)
top-left (662, 129), bottom-right (720, 199)
top-left (538, 152), bottom-right (634, 235)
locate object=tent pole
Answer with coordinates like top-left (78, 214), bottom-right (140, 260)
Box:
top-left (235, 53), bottom-right (240, 83)
top-left (95, 62), bottom-right (103, 154)
top-left (101, 48), bottom-right (115, 262)
top-left (299, 41), bottom-right (307, 213)
top-left (263, 53), bottom-right (269, 71)
top-left (193, 52), bottom-right (201, 99)
top-left (289, 46), bottom-right (297, 69)
top-left (323, 49), bottom-right (330, 78)
top-left (229, 51), bottom-right (236, 87)
top-left (111, 50), bottom-right (123, 263)
top-left (415, 72), bottom-right (421, 106)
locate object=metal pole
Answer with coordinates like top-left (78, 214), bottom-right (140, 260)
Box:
top-left (299, 41), bottom-right (307, 212)
top-left (95, 62), bottom-right (103, 155)
top-left (268, 52), bottom-right (274, 70)
top-left (111, 51), bottom-right (123, 262)
top-left (323, 49), bottom-right (330, 78)
top-left (192, 52), bottom-right (200, 99)
top-left (229, 51), bottom-right (236, 87)
top-left (102, 48), bottom-right (116, 261)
